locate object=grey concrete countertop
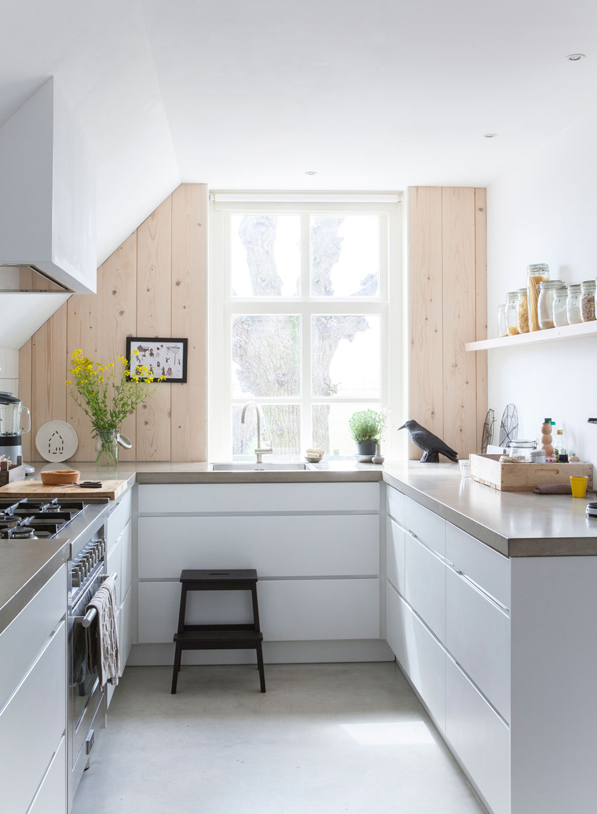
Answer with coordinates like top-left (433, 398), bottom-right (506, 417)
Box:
top-left (25, 458), bottom-right (597, 557)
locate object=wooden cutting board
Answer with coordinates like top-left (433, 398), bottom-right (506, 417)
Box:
top-left (0, 479), bottom-right (129, 501)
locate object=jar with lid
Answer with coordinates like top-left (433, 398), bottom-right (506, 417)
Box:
top-left (497, 304), bottom-right (507, 337)
top-left (506, 291), bottom-right (519, 335)
top-left (538, 280), bottom-right (564, 329)
top-left (527, 263), bottom-right (550, 332)
top-left (553, 285), bottom-right (569, 327)
top-left (581, 280), bottom-right (596, 322)
top-left (567, 284), bottom-right (582, 324)
top-left (517, 288), bottom-right (529, 333)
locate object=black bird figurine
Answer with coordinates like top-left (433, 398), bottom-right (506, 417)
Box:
top-left (398, 420), bottom-right (459, 463)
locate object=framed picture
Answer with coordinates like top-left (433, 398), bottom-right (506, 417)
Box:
top-left (126, 337), bottom-right (188, 383)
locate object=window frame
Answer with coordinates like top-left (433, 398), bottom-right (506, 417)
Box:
top-left (209, 196), bottom-right (404, 462)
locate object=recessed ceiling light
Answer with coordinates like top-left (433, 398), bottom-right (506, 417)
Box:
top-left (484, 133), bottom-right (498, 138)
top-left (566, 53), bottom-right (586, 61)
top-left (305, 171), bottom-right (317, 175)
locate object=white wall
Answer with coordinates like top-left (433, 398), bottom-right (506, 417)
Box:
top-left (487, 107), bottom-right (597, 464)
top-left (0, 349), bottom-right (18, 398)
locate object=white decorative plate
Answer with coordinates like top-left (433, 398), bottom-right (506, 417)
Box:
top-left (35, 421), bottom-right (79, 463)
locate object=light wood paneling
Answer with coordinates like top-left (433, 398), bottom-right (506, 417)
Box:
top-left (22, 184), bottom-right (207, 462)
top-left (171, 184), bottom-right (207, 462)
top-left (408, 187), bottom-right (444, 457)
top-left (408, 187), bottom-right (487, 459)
top-left (136, 198), bottom-right (172, 461)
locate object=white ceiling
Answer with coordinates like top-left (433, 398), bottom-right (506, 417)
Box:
top-left (1, 0), bottom-right (597, 264)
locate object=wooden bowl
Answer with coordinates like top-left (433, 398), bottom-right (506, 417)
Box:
top-left (41, 469), bottom-right (80, 485)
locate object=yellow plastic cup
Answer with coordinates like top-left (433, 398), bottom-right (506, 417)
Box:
top-left (570, 476), bottom-right (588, 498)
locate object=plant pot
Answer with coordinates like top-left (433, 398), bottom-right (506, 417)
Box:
top-left (356, 439), bottom-right (377, 457)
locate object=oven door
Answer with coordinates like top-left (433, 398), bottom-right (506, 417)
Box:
top-left (68, 572), bottom-right (106, 790)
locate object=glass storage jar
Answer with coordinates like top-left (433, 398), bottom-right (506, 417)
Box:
top-left (517, 288), bottom-right (529, 333)
top-left (527, 263), bottom-right (550, 332)
top-left (567, 283), bottom-right (582, 324)
top-left (538, 280), bottom-right (564, 330)
top-left (506, 291), bottom-right (519, 335)
top-left (553, 285), bottom-right (569, 327)
top-left (581, 280), bottom-right (596, 322)
top-left (497, 304), bottom-right (508, 337)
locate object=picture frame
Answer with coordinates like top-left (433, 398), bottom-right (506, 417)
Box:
top-left (126, 337), bottom-right (188, 384)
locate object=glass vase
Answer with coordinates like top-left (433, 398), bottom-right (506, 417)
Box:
top-left (94, 428), bottom-right (119, 467)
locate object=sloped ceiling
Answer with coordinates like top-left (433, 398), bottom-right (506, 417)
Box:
top-left (1, 0), bottom-right (597, 265)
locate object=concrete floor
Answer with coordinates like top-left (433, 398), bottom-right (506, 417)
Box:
top-left (72, 663), bottom-right (486, 814)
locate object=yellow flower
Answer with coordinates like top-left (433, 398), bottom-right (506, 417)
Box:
top-left (132, 376), bottom-right (139, 383)
top-left (146, 377), bottom-right (154, 383)
top-left (98, 376), bottom-right (104, 382)
top-left (108, 363), bottom-right (115, 368)
top-left (72, 349), bottom-right (82, 358)
top-left (159, 375), bottom-right (167, 381)
top-left (65, 380), bottom-right (71, 385)
top-left (131, 348), bottom-right (139, 356)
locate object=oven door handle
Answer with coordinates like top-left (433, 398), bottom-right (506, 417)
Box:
top-left (75, 573), bottom-right (118, 627)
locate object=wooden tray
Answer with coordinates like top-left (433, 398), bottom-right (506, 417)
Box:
top-left (470, 454), bottom-right (593, 492)
top-left (0, 479), bottom-right (129, 501)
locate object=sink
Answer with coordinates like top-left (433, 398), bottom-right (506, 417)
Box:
top-left (210, 462), bottom-right (315, 471)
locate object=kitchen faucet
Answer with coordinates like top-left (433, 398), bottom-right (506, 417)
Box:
top-left (241, 401), bottom-right (273, 464)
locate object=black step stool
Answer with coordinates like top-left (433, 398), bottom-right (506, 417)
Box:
top-left (171, 569), bottom-right (266, 694)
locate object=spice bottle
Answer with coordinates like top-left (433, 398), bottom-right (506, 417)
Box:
top-left (581, 280), bottom-right (596, 322)
top-left (538, 280), bottom-right (564, 330)
top-left (527, 263), bottom-right (550, 332)
top-left (554, 429), bottom-right (567, 462)
top-left (553, 285), bottom-right (569, 327)
top-left (567, 284), bottom-right (582, 325)
top-left (497, 304), bottom-right (508, 337)
top-left (541, 418), bottom-right (554, 457)
top-left (517, 288), bottom-right (529, 333)
top-left (506, 291), bottom-right (519, 335)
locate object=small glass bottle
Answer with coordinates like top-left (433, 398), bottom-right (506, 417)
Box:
top-left (506, 291), bottom-right (519, 335)
top-left (527, 263), bottom-right (550, 332)
top-left (581, 280), bottom-right (596, 322)
top-left (567, 284), bottom-right (582, 324)
top-left (497, 304), bottom-right (508, 337)
top-left (553, 285), bottom-right (569, 327)
top-left (538, 280), bottom-right (564, 329)
top-left (554, 428), bottom-right (567, 462)
top-left (517, 288), bottom-right (529, 333)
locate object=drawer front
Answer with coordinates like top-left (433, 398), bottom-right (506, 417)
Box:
top-left (138, 578), bottom-right (380, 643)
top-left (446, 656), bottom-right (510, 814)
top-left (404, 496), bottom-right (445, 556)
top-left (120, 586), bottom-right (134, 669)
top-left (386, 583), bottom-right (446, 731)
top-left (405, 533), bottom-right (446, 643)
top-left (386, 517), bottom-right (405, 595)
top-left (138, 483), bottom-right (380, 515)
top-left (28, 736), bottom-right (66, 814)
top-left (106, 535), bottom-right (122, 608)
top-left (138, 514), bottom-right (380, 579)
top-left (446, 566), bottom-right (511, 722)
top-left (0, 622), bottom-right (66, 814)
top-left (446, 523), bottom-right (510, 609)
top-left (386, 485), bottom-right (405, 527)
top-left (0, 564), bottom-right (66, 710)
top-left (119, 522), bottom-right (133, 599)
top-left (107, 488), bottom-right (132, 550)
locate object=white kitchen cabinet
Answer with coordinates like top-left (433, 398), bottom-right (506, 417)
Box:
top-left (404, 495), bottom-right (445, 556)
top-left (404, 532), bottom-right (446, 644)
top-left (385, 517), bottom-right (405, 595)
top-left (138, 514), bottom-right (379, 579)
top-left (446, 523), bottom-right (510, 609)
top-left (138, 482), bottom-right (380, 515)
top-left (27, 736), bottom-right (67, 814)
top-left (106, 533), bottom-right (123, 607)
top-left (138, 578), bottom-right (380, 643)
top-left (446, 656), bottom-right (510, 814)
top-left (386, 485), bottom-right (405, 527)
top-left (0, 622), bottom-right (66, 814)
top-left (107, 488), bottom-right (133, 551)
top-left (120, 586), bottom-right (134, 668)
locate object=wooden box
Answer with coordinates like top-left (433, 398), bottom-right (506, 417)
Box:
top-left (0, 456), bottom-right (26, 487)
top-left (469, 454), bottom-right (593, 492)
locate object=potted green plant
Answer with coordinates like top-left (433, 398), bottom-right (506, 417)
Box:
top-left (348, 409), bottom-right (389, 457)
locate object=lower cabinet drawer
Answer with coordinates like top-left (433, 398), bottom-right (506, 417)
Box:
top-left (446, 566), bottom-right (511, 722)
top-left (446, 656), bottom-right (510, 814)
top-left (28, 736), bottom-right (66, 814)
top-left (386, 582), bottom-right (446, 731)
top-left (138, 579), bottom-right (380, 643)
top-left (387, 485), bottom-right (405, 526)
top-left (404, 496), bottom-right (446, 556)
top-left (0, 623), bottom-right (66, 814)
top-left (405, 533), bottom-right (446, 644)
top-left (120, 585), bottom-right (134, 670)
top-left (386, 517), bottom-right (405, 595)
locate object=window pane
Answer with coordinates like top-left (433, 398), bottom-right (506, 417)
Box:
top-left (312, 403), bottom-right (381, 457)
top-left (231, 214), bottom-right (301, 297)
top-left (312, 315), bottom-right (381, 398)
top-left (310, 215), bottom-right (380, 297)
top-left (232, 315), bottom-right (301, 398)
top-left (232, 404), bottom-right (300, 460)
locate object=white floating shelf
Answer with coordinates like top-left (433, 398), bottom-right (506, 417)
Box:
top-left (466, 320), bottom-right (597, 351)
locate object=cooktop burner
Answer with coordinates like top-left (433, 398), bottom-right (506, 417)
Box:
top-left (0, 498), bottom-right (87, 540)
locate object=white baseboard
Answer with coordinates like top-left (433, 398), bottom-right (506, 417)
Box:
top-left (128, 639), bottom-right (394, 666)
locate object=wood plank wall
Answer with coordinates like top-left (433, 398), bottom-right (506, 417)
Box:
top-left (19, 183), bottom-right (207, 462)
top-left (408, 187), bottom-right (487, 459)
